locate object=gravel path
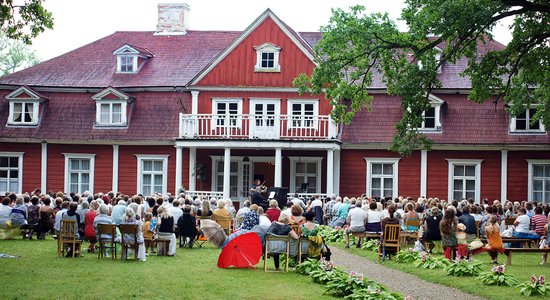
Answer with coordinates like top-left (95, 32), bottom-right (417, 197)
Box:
top-left (330, 247), bottom-right (486, 300)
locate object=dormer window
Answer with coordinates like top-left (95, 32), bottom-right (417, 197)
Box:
top-left (417, 47), bottom-right (443, 74)
top-left (254, 43), bottom-right (281, 72)
top-left (92, 87), bottom-right (134, 127)
top-left (510, 106), bottom-right (545, 133)
top-left (5, 86), bottom-right (47, 126)
top-left (113, 44), bottom-right (154, 74)
top-left (411, 94), bottom-right (444, 131)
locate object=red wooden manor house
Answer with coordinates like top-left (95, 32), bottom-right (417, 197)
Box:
top-left (0, 4), bottom-right (549, 205)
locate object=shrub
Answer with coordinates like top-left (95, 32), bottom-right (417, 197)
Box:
top-left (517, 275), bottom-right (550, 297)
top-left (414, 252), bottom-right (451, 269)
top-left (394, 249), bottom-right (421, 264)
top-left (361, 239), bottom-right (380, 251)
top-left (444, 258), bottom-right (483, 277)
top-left (477, 264), bottom-right (519, 287)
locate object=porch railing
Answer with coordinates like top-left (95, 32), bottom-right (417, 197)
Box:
top-left (179, 113), bottom-right (338, 140)
top-left (184, 190), bottom-right (224, 200)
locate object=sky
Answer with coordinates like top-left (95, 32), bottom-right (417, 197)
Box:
top-left (30, 0), bottom-right (513, 61)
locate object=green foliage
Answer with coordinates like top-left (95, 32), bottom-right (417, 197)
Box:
top-left (344, 289), bottom-right (404, 300)
top-left (361, 239), bottom-right (380, 251)
top-left (414, 252), bottom-right (451, 269)
top-left (295, 1), bottom-right (550, 156)
top-left (477, 264), bottom-right (519, 286)
top-left (0, 33), bottom-right (39, 75)
top-left (517, 275), bottom-right (550, 297)
top-left (444, 259), bottom-right (483, 277)
top-left (295, 257), bottom-right (321, 275)
top-left (0, 0), bottom-right (54, 44)
top-left (318, 225), bottom-right (345, 243)
top-left (394, 249), bottom-right (421, 263)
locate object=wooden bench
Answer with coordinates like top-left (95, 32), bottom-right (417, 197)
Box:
top-left (480, 237), bottom-right (538, 248)
top-left (351, 232), bottom-right (381, 247)
top-left (504, 248), bottom-right (550, 265)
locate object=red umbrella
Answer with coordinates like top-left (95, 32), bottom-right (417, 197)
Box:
top-left (217, 232), bottom-right (262, 269)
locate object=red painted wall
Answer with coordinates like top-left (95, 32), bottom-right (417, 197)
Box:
top-left (198, 17), bottom-right (315, 87)
top-left (46, 144), bottom-right (113, 194)
top-left (118, 145), bottom-right (177, 195)
top-left (339, 150), bottom-right (420, 198)
top-left (508, 151), bottom-right (550, 201)
top-left (0, 142), bottom-right (41, 193)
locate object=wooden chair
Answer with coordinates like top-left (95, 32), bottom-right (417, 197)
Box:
top-left (58, 220), bottom-right (82, 258)
top-left (264, 234), bottom-right (291, 272)
top-left (400, 219), bottom-right (420, 246)
top-left (378, 224), bottom-right (400, 262)
top-left (290, 223), bottom-right (302, 236)
top-left (97, 224), bottom-right (117, 259)
top-left (120, 224), bottom-right (140, 260)
top-left (213, 214), bottom-right (232, 235)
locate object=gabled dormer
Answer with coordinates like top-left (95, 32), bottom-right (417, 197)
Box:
top-left (254, 42), bottom-right (281, 72)
top-left (5, 86), bottom-right (48, 127)
top-left (409, 94), bottom-right (445, 132)
top-left (112, 44), bottom-right (154, 74)
top-left (92, 87), bottom-right (134, 127)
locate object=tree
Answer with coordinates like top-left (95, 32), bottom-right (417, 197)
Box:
top-left (294, 0), bottom-right (550, 156)
top-left (0, 0), bottom-right (54, 44)
top-left (0, 34), bottom-right (40, 75)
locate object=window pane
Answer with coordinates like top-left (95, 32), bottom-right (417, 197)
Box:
top-left (534, 165), bottom-right (544, 177)
top-left (424, 117), bottom-right (435, 129)
top-left (533, 191), bottom-right (543, 201)
top-left (230, 162), bottom-right (238, 172)
top-left (453, 179), bottom-right (463, 191)
top-left (304, 104), bottom-right (314, 115)
top-left (371, 189), bottom-right (381, 197)
top-left (70, 159), bottom-right (79, 170)
top-left (533, 179), bottom-right (543, 192)
top-left (142, 186), bottom-right (151, 196)
top-left (454, 166), bottom-right (464, 176)
top-left (70, 173), bottom-right (79, 186)
top-left (529, 121), bottom-right (541, 130)
top-left (292, 104), bottom-right (301, 114)
top-left (544, 165), bottom-right (550, 177)
top-left (153, 161), bottom-right (163, 171)
top-left (383, 164), bottom-right (393, 175)
top-left (453, 191), bottom-right (463, 201)
top-left (217, 161), bottom-right (224, 172)
top-left (216, 175), bottom-right (224, 192)
top-left (100, 104), bottom-right (110, 123)
top-left (9, 170), bottom-right (18, 178)
top-left (112, 104), bottom-right (122, 123)
top-left (24, 103), bottom-right (33, 122)
top-left (0, 170), bottom-right (7, 178)
top-left (154, 175), bottom-right (163, 186)
top-left (306, 162), bottom-right (316, 174)
top-left (371, 163), bottom-right (382, 175)
top-left (81, 159), bottom-right (90, 171)
top-left (0, 157), bottom-right (7, 167)
top-left (372, 178), bottom-right (381, 189)
top-left (465, 166), bottom-right (476, 177)
top-left (465, 191), bottom-right (475, 199)
top-left (143, 174), bottom-right (151, 185)
top-left (383, 178), bottom-right (393, 189)
top-left (296, 162), bottom-right (305, 173)
top-left (13, 103), bottom-right (22, 122)
top-left (425, 107), bottom-right (435, 118)
top-left (465, 179), bottom-right (475, 191)
top-left (70, 183), bottom-right (78, 194)
top-left (383, 189), bottom-right (393, 198)
top-left (0, 180), bottom-right (6, 192)
top-left (9, 157), bottom-right (18, 167)
top-left (545, 180), bottom-right (550, 192)
top-left (307, 176), bottom-right (317, 189)
top-left (143, 161), bottom-right (152, 171)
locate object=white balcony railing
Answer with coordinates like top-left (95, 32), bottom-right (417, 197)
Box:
top-left (179, 113), bottom-right (338, 140)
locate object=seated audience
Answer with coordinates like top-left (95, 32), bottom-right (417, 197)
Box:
top-left (265, 200), bottom-right (281, 223)
top-left (157, 206), bottom-right (176, 256)
top-left (177, 206), bottom-right (197, 248)
top-left (266, 214), bottom-right (299, 271)
top-left (121, 208), bottom-right (146, 261)
top-left (485, 215), bottom-right (504, 264)
top-left (344, 201), bottom-right (367, 248)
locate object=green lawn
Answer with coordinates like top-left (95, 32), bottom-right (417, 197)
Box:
top-left (0, 238), bottom-right (334, 300)
top-left (333, 242), bottom-right (550, 300)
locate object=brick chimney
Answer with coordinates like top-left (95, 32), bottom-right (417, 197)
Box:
top-left (156, 3), bottom-right (190, 35)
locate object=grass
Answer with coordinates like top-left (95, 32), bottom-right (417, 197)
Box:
top-left (332, 241), bottom-right (550, 300)
top-left (0, 238), bottom-right (335, 300)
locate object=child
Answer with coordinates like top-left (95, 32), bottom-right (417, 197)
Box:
top-left (142, 212), bottom-right (156, 254)
top-left (456, 223), bottom-right (469, 259)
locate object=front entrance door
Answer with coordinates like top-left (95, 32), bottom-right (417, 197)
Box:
top-left (250, 99), bottom-right (279, 139)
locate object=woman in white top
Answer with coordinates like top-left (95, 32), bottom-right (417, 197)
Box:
top-left (512, 208), bottom-right (540, 239)
top-left (365, 202), bottom-right (382, 232)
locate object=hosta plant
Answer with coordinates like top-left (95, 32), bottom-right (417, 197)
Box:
top-left (361, 239), bottom-right (380, 251)
top-left (477, 264), bottom-right (518, 287)
top-left (325, 270), bottom-right (386, 297)
top-left (344, 287), bottom-right (404, 300)
top-left (444, 257), bottom-right (483, 277)
top-left (414, 252), bottom-right (451, 269)
top-left (394, 249), bottom-right (421, 263)
top-left (296, 258), bottom-right (321, 275)
top-left (517, 275), bottom-right (550, 297)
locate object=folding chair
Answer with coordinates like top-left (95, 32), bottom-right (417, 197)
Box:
top-left (120, 224), bottom-right (140, 260)
top-left (378, 224), bottom-right (400, 262)
top-left (213, 214), bottom-right (232, 235)
top-left (264, 234), bottom-right (291, 272)
top-left (97, 224), bottom-right (117, 259)
top-left (58, 220), bottom-right (82, 258)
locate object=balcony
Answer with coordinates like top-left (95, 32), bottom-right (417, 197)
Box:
top-left (179, 113), bottom-right (338, 140)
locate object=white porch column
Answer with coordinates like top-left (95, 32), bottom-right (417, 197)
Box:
top-left (501, 150), bottom-right (508, 202)
top-left (333, 150), bottom-right (340, 195)
top-left (223, 148), bottom-right (231, 199)
top-left (420, 150), bottom-right (428, 197)
top-left (41, 142), bottom-right (47, 192)
top-left (274, 148), bottom-right (282, 187)
top-left (326, 149), bottom-right (334, 196)
top-left (112, 145), bottom-right (119, 192)
top-left (191, 91), bottom-right (199, 114)
top-left (189, 147), bottom-right (196, 191)
top-left (175, 146), bottom-right (183, 195)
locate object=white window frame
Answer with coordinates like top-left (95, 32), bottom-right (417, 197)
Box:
top-left (116, 55), bottom-right (138, 73)
top-left (447, 159), bottom-right (483, 203)
top-left (254, 43), bottom-right (281, 72)
top-left (249, 98), bottom-right (281, 138)
top-left (0, 152), bottom-right (24, 194)
top-left (212, 98), bottom-right (242, 129)
top-left (417, 47), bottom-right (443, 73)
top-left (7, 100), bottom-right (40, 126)
top-left (136, 155), bottom-right (169, 196)
top-left (95, 100), bottom-right (127, 126)
top-left (63, 153), bottom-right (95, 194)
top-left (364, 158), bottom-right (400, 199)
top-left (288, 99), bottom-right (319, 129)
top-left (509, 106), bottom-right (545, 134)
top-left (289, 157), bottom-right (322, 194)
top-left (416, 94), bottom-right (444, 131)
top-left (527, 160), bottom-right (550, 203)
top-left (212, 158), bottom-right (240, 198)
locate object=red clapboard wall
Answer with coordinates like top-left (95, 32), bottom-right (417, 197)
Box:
top-left (0, 142), bottom-right (41, 193)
